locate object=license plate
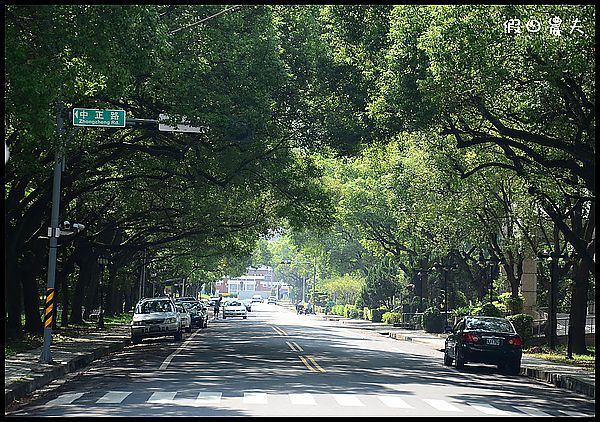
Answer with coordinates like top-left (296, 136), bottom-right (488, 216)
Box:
top-left (149, 326), bottom-right (160, 332)
top-left (487, 338), bottom-right (501, 345)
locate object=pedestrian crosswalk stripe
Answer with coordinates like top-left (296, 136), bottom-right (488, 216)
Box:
top-left (148, 392), bottom-right (176, 403)
top-left (423, 399), bottom-right (463, 412)
top-left (289, 393), bottom-right (317, 405)
top-left (332, 394), bottom-right (365, 407)
top-left (97, 391), bottom-right (131, 404)
top-left (517, 406), bottom-right (552, 417)
top-left (559, 410), bottom-right (591, 417)
top-left (243, 392), bottom-right (268, 404)
top-left (377, 395), bottom-right (413, 408)
top-left (46, 392), bottom-right (85, 406)
top-left (467, 402), bottom-right (514, 415)
top-left (196, 392), bottom-right (222, 404)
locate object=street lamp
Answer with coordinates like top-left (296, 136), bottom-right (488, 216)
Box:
top-left (485, 256), bottom-right (500, 304)
top-left (537, 250), bottom-right (567, 351)
top-left (281, 258), bottom-right (316, 305)
top-left (434, 263), bottom-right (457, 330)
top-left (97, 256), bottom-right (110, 329)
top-left (414, 268), bottom-right (431, 313)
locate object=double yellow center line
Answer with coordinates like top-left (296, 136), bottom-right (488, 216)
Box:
top-left (271, 325), bottom-right (326, 373)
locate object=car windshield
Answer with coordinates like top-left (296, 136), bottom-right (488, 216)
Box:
top-left (465, 318), bottom-right (514, 333)
top-left (137, 300), bottom-right (173, 314)
top-left (227, 301), bottom-right (241, 306)
top-left (182, 302), bottom-right (196, 311)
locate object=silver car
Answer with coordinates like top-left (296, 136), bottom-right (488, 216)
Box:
top-left (131, 297), bottom-right (182, 344)
top-left (176, 303), bottom-right (192, 333)
top-left (223, 300), bottom-right (248, 319)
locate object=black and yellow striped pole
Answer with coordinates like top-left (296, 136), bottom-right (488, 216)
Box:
top-left (43, 288), bottom-right (56, 329)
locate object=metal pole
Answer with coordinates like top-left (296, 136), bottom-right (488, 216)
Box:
top-left (98, 262), bottom-right (105, 329)
top-left (40, 101), bottom-right (65, 363)
top-left (489, 263), bottom-right (493, 304)
top-left (313, 257), bottom-right (316, 305)
top-left (444, 268), bottom-right (449, 329)
top-left (549, 257), bottom-right (557, 350)
top-left (419, 273), bottom-right (423, 313)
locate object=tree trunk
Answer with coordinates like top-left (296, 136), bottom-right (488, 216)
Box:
top-left (21, 248), bottom-right (44, 334)
top-left (4, 255), bottom-right (23, 339)
top-left (569, 257), bottom-right (590, 354)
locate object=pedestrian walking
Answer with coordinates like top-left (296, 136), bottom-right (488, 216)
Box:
top-left (213, 296), bottom-right (221, 319)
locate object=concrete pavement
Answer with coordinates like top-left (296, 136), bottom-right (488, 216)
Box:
top-left (4, 311), bottom-right (595, 411)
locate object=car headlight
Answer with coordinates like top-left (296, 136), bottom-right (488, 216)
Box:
top-left (165, 317), bottom-right (176, 324)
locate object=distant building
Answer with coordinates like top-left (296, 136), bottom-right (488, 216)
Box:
top-left (216, 266), bottom-right (282, 299)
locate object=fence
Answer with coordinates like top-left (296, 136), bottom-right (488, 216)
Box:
top-left (532, 315), bottom-right (595, 337)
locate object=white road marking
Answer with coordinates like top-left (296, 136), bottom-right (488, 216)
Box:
top-left (196, 392), bottom-right (222, 404)
top-left (243, 392), bottom-right (268, 404)
top-left (332, 394), bottom-right (365, 406)
top-left (45, 392), bottom-right (85, 406)
top-left (377, 395), bottom-right (413, 408)
top-left (147, 392), bottom-right (176, 403)
top-left (467, 402), bottom-right (515, 415)
top-left (97, 391), bottom-right (131, 404)
top-left (518, 406), bottom-right (553, 417)
top-left (423, 399), bottom-right (463, 412)
top-left (289, 393), bottom-right (317, 405)
top-left (559, 410), bottom-right (591, 417)
top-left (159, 330), bottom-right (200, 370)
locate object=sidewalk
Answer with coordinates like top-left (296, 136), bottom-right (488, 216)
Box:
top-left (5, 313), bottom-right (595, 411)
top-left (316, 314), bottom-right (595, 400)
top-left (5, 324), bottom-right (131, 410)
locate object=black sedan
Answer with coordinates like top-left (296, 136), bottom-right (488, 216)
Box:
top-left (444, 315), bottom-right (522, 374)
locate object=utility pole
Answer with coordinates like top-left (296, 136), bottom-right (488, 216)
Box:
top-left (40, 101), bottom-right (65, 363)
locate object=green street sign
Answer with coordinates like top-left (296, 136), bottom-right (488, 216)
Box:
top-left (72, 108), bottom-right (126, 127)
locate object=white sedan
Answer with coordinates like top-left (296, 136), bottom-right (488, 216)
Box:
top-left (175, 303), bottom-right (192, 332)
top-left (223, 300), bottom-right (248, 319)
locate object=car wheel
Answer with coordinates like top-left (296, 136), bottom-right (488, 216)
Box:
top-left (131, 336), bottom-right (141, 345)
top-left (186, 325), bottom-right (191, 333)
top-left (174, 330), bottom-right (182, 341)
top-left (243, 316), bottom-right (247, 319)
top-left (454, 347), bottom-right (465, 369)
top-left (443, 349), bottom-right (453, 366)
top-left (503, 359), bottom-right (521, 375)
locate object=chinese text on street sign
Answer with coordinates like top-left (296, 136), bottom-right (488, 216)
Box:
top-left (72, 108), bottom-right (126, 127)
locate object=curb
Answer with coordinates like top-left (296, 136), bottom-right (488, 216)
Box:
top-left (521, 367), bottom-right (595, 399)
top-left (5, 330), bottom-right (130, 410)
top-left (329, 316), bottom-right (595, 400)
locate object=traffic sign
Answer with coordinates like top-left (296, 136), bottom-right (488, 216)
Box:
top-left (72, 108), bottom-right (126, 127)
top-left (159, 113), bottom-right (208, 133)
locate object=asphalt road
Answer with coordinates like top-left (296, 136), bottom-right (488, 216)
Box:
top-left (6, 303), bottom-right (595, 417)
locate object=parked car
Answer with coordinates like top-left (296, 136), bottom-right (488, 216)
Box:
top-left (130, 297), bottom-right (182, 344)
top-left (267, 296), bottom-right (278, 304)
top-left (176, 303), bottom-right (192, 333)
top-left (183, 301), bottom-right (209, 328)
top-left (444, 315), bottom-right (522, 374)
top-left (175, 296), bottom-right (198, 302)
top-left (251, 295), bottom-right (263, 303)
top-left (242, 299), bottom-right (252, 312)
top-left (223, 300), bottom-right (248, 319)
